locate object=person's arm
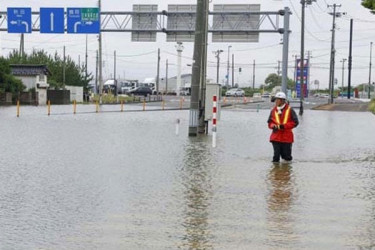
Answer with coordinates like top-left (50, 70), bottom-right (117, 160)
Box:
top-left (282, 108), bottom-right (299, 129)
top-left (267, 110), bottom-right (278, 130)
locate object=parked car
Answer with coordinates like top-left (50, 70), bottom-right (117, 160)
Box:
top-left (225, 88), bottom-right (245, 97)
top-left (128, 86), bottom-right (153, 97)
top-left (261, 92), bottom-right (271, 98)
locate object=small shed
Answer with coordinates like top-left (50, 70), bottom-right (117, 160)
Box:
top-left (10, 64), bottom-right (51, 105)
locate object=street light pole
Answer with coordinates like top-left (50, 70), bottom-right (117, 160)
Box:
top-left (226, 45), bottom-right (232, 87)
top-left (214, 49), bottom-right (223, 84)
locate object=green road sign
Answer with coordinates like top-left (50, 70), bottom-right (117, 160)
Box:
top-left (81, 8), bottom-right (99, 22)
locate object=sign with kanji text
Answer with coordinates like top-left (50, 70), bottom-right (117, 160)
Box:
top-left (67, 8), bottom-right (100, 33)
top-left (7, 8), bottom-right (32, 33)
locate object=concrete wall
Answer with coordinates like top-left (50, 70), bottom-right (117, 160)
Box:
top-left (65, 86), bottom-right (83, 102)
top-left (18, 76), bottom-right (37, 90)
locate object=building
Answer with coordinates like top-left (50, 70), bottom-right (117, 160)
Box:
top-left (159, 73), bottom-right (192, 94)
top-left (10, 64), bottom-right (51, 105)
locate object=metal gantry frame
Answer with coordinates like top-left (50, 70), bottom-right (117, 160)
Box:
top-left (0, 10), bottom-right (284, 34)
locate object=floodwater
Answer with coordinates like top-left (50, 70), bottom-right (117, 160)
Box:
top-left (1, 104), bottom-right (375, 249)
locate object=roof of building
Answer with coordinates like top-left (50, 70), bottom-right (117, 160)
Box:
top-left (10, 64), bottom-right (52, 76)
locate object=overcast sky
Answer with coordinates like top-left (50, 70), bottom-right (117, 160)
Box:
top-left (0, 0), bottom-right (374, 89)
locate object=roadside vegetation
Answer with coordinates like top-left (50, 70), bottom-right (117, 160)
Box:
top-left (369, 99), bottom-right (375, 114)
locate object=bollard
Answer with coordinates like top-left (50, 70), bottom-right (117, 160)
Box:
top-left (212, 95), bottom-right (217, 148)
top-left (47, 100), bottom-right (51, 116)
top-left (175, 118), bottom-right (180, 135)
top-left (17, 100), bottom-right (20, 117)
top-left (121, 100), bottom-right (124, 112)
top-left (179, 98), bottom-right (183, 110)
top-left (257, 103), bottom-right (260, 112)
top-left (223, 97), bottom-right (227, 105)
top-left (143, 99), bottom-right (146, 111)
top-left (73, 100), bottom-right (76, 114)
top-left (96, 100), bottom-right (99, 113)
top-left (162, 100), bottom-right (165, 110)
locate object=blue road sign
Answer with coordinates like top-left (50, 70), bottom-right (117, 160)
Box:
top-left (67, 8), bottom-right (100, 34)
top-left (40, 8), bottom-right (65, 34)
top-left (7, 8), bottom-right (32, 33)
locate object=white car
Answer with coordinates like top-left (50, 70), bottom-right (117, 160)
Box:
top-left (225, 88), bottom-right (245, 97)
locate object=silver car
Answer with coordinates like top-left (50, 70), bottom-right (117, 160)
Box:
top-left (225, 88), bottom-right (245, 97)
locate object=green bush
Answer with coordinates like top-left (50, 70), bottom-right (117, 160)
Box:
top-left (369, 99), bottom-right (375, 114)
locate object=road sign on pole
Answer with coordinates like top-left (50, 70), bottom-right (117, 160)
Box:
top-left (7, 8), bottom-right (32, 33)
top-left (40, 8), bottom-right (65, 33)
top-left (67, 8), bottom-right (100, 34)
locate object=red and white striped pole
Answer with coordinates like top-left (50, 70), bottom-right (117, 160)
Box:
top-left (212, 95), bottom-right (217, 148)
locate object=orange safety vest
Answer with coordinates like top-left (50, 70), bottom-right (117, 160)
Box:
top-left (269, 105), bottom-right (295, 143)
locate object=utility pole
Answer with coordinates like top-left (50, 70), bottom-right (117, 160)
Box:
top-left (85, 35), bottom-right (88, 81)
top-left (299, 0), bottom-right (306, 115)
top-left (340, 58), bottom-right (347, 95)
top-left (98, 0), bottom-right (103, 104)
top-left (189, 0), bottom-right (207, 136)
top-left (252, 60), bottom-right (256, 89)
top-left (19, 34), bottom-right (25, 58)
top-left (299, 1), bottom-right (316, 115)
top-left (95, 50), bottom-right (99, 94)
top-left (293, 55), bottom-right (298, 85)
top-left (226, 45), bottom-right (232, 87)
top-left (176, 42), bottom-right (184, 96)
top-left (328, 3), bottom-right (345, 104)
top-left (156, 48), bottom-right (160, 95)
top-left (63, 45), bottom-right (66, 89)
top-left (307, 51), bottom-right (311, 95)
top-left (114, 50), bottom-right (117, 94)
top-left (348, 19), bottom-right (353, 99)
top-left (281, 7), bottom-right (291, 94)
top-left (198, 0), bottom-right (209, 134)
top-left (166, 59), bottom-right (168, 94)
top-left (368, 42), bottom-right (373, 99)
top-left (232, 53), bottom-right (234, 87)
top-left (277, 60), bottom-right (281, 77)
top-left (214, 49), bottom-right (224, 84)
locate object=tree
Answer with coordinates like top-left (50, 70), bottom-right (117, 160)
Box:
top-left (0, 57), bottom-right (25, 94)
top-left (362, 0), bottom-right (375, 13)
top-left (262, 73), bottom-right (295, 92)
top-left (8, 50), bottom-right (92, 91)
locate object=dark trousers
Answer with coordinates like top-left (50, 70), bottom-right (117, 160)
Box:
top-left (272, 142), bottom-right (293, 162)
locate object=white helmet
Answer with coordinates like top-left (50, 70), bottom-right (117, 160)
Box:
top-left (275, 92), bottom-right (286, 99)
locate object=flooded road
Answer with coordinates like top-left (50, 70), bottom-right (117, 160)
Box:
top-left (1, 105), bottom-right (374, 249)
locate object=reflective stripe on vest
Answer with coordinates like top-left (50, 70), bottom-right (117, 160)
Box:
top-left (274, 107), bottom-right (291, 125)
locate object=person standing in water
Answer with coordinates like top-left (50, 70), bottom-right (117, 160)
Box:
top-left (267, 92), bottom-right (299, 163)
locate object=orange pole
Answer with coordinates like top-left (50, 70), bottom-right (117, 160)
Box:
top-left (121, 100), bottom-right (124, 112)
top-left (96, 100), bottom-right (99, 113)
top-left (162, 100), bottom-right (165, 110)
top-left (48, 100), bottom-right (51, 116)
top-left (143, 100), bottom-right (146, 111)
top-left (17, 100), bottom-right (20, 117)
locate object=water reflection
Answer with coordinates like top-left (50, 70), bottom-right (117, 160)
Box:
top-left (179, 139), bottom-right (214, 249)
top-left (266, 164), bottom-right (298, 248)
